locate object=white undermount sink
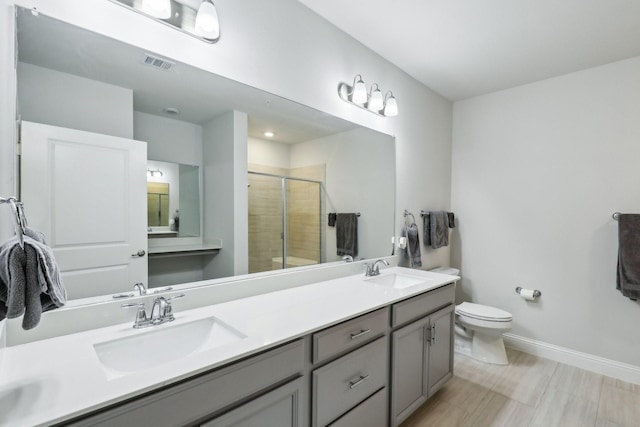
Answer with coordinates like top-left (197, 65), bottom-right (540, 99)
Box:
top-left (93, 316), bottom-right (246, 375)
top-left (365, 268), bottom-right (432, 289)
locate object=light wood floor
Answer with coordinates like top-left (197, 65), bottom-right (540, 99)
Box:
top-left (400, 348), bottom-right (640, 427)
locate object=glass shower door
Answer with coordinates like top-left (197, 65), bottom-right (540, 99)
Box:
top-left (248, 172), bottom-right (323, 274)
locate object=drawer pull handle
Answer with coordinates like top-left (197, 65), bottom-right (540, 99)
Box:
top-left (349, 374), bottom-right (370, 389)
top-left (350, 329), bottom-right (371, 340)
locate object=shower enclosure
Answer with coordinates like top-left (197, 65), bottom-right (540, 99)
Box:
top-left (248, 171), bottom-right (323, 273)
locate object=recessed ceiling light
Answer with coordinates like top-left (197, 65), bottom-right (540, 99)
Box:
top-left (264, 131), bottom-right (275, 138)
top-left (164, 107), bottom-right (180, 115)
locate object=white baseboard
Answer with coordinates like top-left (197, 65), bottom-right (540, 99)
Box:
top-left (503, 333), bottom-right (640, 385)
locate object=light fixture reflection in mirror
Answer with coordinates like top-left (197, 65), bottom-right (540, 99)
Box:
top-left (110, 0), bottom-right (221, 42)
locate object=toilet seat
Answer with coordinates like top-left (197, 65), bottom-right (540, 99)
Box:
top-left (456, 302), bottom-right (512, 322)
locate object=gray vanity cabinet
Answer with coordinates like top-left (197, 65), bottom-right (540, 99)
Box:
top-left (390, 284), bottom-right (455, 427)
top-left (63, 339), bottom-right (306, 427)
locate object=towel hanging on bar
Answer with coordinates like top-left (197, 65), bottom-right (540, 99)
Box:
top-left (616, 214), bottom-right (640, 300)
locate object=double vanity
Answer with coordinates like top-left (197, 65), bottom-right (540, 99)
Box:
top-left (0, 264), bottom-right (458, 427)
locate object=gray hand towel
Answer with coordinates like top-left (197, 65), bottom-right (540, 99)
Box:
top-left (447, 212), bottom-right (456, 228)
top-left (430, 211), bottom-right (449, 249)
top-left (336, 213), bottom-right (358, 257)
top-left (616, 214), bottom-right (640, 300)
top-left (403, 223), bottom-right (422, 268)
top-left (0, 239), bottom-right (44, 329)
top-left (0, 235), bottom-right (66, 329)
top-left (423, 214), bottom-right (431, 247)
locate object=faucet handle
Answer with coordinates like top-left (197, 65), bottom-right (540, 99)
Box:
top-left (121, 302), bottom-right (148, 328)
top-left (363, 262), bottom-right (374, 276)
top-left (164, 294), bottom-right (185, 319)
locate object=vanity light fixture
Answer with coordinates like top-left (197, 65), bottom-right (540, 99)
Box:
top-left (110, 0), bottom-right (221, 43)
top-left (141, 0), bottom-right (171, 19)
top-left (147, 168), bottom-right (164, 177)
top-left (338, 75), bottom-right (398, 117)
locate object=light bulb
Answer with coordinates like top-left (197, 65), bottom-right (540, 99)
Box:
top-left (368, 84), bottom-right (384, 111)
top-left (352, 75), bottom-right (368, 104)
top-left (383, 93), bottom-right (398, 117)
top-left (195, 1), bottom-right (220, 40)
top-left (141, 0), bottom-right (171, 19)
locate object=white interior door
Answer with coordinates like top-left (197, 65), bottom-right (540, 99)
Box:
top-left (20, 121), bottom-right (147, 300)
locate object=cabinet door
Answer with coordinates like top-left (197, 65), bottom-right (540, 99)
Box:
top-left (201, 377), bottom-right (304, 427)
top-left (427, 304), bottom-right (454, 396)
top-left (390, 316), bottom-right (430, 426)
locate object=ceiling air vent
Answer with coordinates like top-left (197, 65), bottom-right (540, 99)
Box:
top-left (142, 54), bottom-right (175, 71)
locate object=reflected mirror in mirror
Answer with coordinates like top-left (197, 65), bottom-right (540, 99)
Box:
top-left (147, 160), bottom-right (200, 237)
top-left (15, 7), bottom-right (395, 304)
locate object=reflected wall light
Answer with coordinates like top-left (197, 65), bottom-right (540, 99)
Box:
top-left (338, 75), bottom-right (398, 117)
top-left (110, 0), bottom-right (221, 43)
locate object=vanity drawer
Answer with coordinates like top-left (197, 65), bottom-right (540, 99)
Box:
top-left (67, 339), bottom-right (305, 427)
top-left (392, 283), bottom-right (455, 327)
top-left (312, 307), bottom-right (389, 364)
top-left (329, 387), bottom-right (387, 427)
top-left (312, 336), bottom-right (388, 427)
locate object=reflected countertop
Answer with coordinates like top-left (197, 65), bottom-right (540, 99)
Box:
top-left (0, 267), bottom-right (458, 426)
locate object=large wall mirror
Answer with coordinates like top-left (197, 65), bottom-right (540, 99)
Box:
top-left (15, 7), bottom-right (395, 305)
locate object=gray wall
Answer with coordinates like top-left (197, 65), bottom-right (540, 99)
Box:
top-left (451, 56), bottom-right (640, 366)
top-left (18, 62), bottom-right (133, 138)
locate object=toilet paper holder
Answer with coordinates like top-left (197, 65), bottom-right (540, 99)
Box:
top-left (515, 287), bottom-right (541, 298)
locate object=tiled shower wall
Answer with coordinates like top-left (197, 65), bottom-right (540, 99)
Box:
top-left (248, 164), bottom-right (325, 273)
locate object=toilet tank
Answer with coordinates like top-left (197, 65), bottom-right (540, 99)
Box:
top-left (430, 266), bottom-right (460, 276)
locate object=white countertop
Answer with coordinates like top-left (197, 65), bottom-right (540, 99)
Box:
top-left (0, 267), bottom-right (458, 426)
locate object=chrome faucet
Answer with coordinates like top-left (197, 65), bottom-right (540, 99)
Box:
top-left (364, 259), bottom-right (390, 277)
top-left (121, 294), bottom-right (185, 329)
top-left (342, 255), bottom-right (354, 262)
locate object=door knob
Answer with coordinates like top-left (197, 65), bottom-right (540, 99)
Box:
top-left (131, 249), bottom-right (146, 258)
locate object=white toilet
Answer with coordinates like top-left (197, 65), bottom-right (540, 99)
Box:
top-left (431, 267), bottom-right (513, 365)
top-left (455, 302), bottom-right (512, 365)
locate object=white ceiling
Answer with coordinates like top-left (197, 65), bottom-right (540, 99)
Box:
top-left (17, 8), bottom-right (357, 144)
top-left (299, 0), bottom-right (640, 101)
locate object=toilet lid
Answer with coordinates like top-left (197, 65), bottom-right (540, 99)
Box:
top-left (456, 302), bottom-right (512, 321)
